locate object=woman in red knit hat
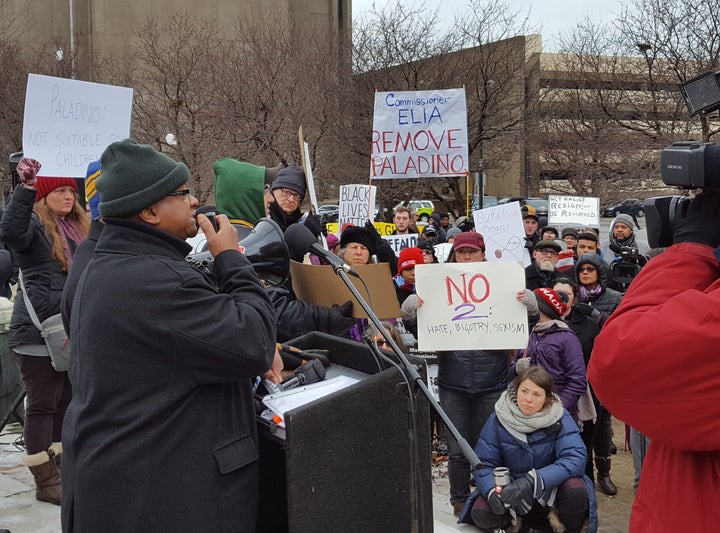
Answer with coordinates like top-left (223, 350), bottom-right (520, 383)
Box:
top-left (0, 157), bottom-right (88, 505)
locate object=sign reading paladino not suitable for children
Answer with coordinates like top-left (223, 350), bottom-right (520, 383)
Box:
top-left (415, 262), bottom-right (529, 351)
top-left (370, 89), bottom-right (469, 179)
top-left (23, 74), bottom-right (133, 178)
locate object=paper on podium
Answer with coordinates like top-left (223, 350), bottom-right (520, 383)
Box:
top-left (262, 375), bottom-right (360, 427)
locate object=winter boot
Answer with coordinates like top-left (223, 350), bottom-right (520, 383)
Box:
top-left (594, 456), bottom-right (617, 495)
top-left (22, 451), bottom-right (62, 505)
top-left (48, 442), bottom-right (62, 469)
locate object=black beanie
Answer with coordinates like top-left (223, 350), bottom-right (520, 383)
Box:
top-left (271, 166), bottom-right (307, 198)
top-left (97, 138), bottom-right (189, 217)
top-left (340, 226), bottom-right (376, 256)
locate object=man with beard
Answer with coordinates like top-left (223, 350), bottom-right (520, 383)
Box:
top-left (525, 240), bottom-right (561, 291)
top-left (391, 207), bottom-right (417, 235)
top-left (601, 214), bottom-right (650, 263)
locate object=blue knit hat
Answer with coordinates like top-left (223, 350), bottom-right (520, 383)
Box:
top-left (85, 159), bottom-right (101, 220)
top-left (97, 139), bottom-right (189, 217)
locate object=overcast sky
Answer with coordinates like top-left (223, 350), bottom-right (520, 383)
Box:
top-left (352, 0), bottom-right (627, 51)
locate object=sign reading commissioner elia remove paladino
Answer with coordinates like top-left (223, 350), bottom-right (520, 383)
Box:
top-left (548, 195), bottom-right (600, 227)
top-left (23, 74), bottom-right (133, 178)
top-left (371, 89), bottom-right (469, 179)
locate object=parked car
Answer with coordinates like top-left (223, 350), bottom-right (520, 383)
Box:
top-left (317, 204), bottom-right (339, 223)
top-left (497, 196), bottom-right (549, 218)
top-left (393, 200), bottom-right (435, 222)
top-left (602, 198), bottom-right (644, 218)
top-left (471, 196), bottom-right (498, 210)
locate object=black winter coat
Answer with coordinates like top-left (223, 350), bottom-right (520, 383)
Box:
top-left (438, 349), bottom-right (509, 394)
top-left (0, 186), bottom-right (76, 347)
top-left (61, 219), bottom-right (276, 533)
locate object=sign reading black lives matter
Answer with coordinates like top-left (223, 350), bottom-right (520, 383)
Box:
top-left (338, 184), bottom-right (376, 228)
top-left (370, 89), bottom-right (469, 179)
top-left (415, 262), bottom-right (528, 351)
top-left (548, 195), bottom-right (600, 227)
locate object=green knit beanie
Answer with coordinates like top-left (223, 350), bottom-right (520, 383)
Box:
top-left (97, 138), bottom-right (189, 217)
top-left (213, 158), bottom-right (267, 226)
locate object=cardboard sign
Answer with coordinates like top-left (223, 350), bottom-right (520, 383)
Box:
top-left (371, 89), bottom-right (469, 179)
top-left (290, 261), bottom-right (401, 319)
top-left (548, 195), bottom-right (600, 227)
top-left (416, 262), bottom-right (528, 351)
top-left (473, 202), bottom-right (527, 265)
top-left (22, 74), bottom-right (133, 177)
top-left (339, 184), bottom-right (376, 227)
top-left (298, 126), bottom-right (319, 213)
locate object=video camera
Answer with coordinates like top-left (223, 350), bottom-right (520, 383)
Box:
top-left (644, 70), bottom-right (720, 248)
top-left (609, 246), bottom-right (649, 290)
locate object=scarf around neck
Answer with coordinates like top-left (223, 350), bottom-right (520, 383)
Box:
top-left (495, 388), bottom-right (564, 436)
top-left (579, 283), bottom-right (603, 303)
top-left (532, 319), bottom-right (568, 333)
top-left (56, 216), bottom-right (86, 269)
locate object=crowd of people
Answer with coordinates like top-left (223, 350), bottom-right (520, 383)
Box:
top-left (2, 141), bottom-right (706, 533)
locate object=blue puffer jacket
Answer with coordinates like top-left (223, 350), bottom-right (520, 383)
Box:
top-left (458, 410), bottom-right (598, 532)
top-left (438, 349), bottom-right (509, 394)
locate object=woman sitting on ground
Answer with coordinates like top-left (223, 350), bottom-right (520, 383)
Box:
top-left (458, 366), bottom-right (597, 533)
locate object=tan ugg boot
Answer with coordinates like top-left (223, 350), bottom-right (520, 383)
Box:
top-left (22, 451), bottom-right (62, 505)
top-left (48, 442), bottom-right (62, 469)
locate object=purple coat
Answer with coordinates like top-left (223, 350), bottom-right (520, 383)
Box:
top-left (511, 325), bottom-right (587, 418)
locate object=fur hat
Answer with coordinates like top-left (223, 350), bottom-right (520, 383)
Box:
top-left (84, 160), bottom-right (101, 219)
top-left (612, 213), bottom-right (635, 230)
top-left (97, 138), bottom-right (189, 217)
top-left (453, 231), bottom-right (485, 251)
top-left (271, 166), bottom-right (306, 198)
top-left (398, 247), bottom-right (424, 274)
top-left (340, 226), bottom-right (375, 256)
top-left (35, 176), bottom-right (78, 202)
top-left (534, 288), bottom-right (568, 319)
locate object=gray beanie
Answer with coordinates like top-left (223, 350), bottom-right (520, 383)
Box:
top-left (446, 227), bottom-right (462, 239)
top-left (97, 138), bottom-right (189, 217)
top-left (271, 166), bottom-right (306, 198)
top-left (612, 214), bottom-right (635, 230)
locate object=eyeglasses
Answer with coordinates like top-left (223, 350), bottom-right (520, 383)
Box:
top-left (535, 249), bottom-right (558, 256)
top-left (166, 188), bottom-right (192, 197)
top-left (578, 266), bottom-right (597, 273)
top-left (276, 188), bottom-right (303, 202)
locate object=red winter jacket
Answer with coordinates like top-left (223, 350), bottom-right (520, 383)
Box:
top-left (589, 242), bottom-right (720, 532)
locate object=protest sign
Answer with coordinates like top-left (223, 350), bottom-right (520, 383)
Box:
top-left (548, 195), bottom-right (600, 227)
top-left (338, 185), bottom-right (376, 228)
top-left (416, 262), bottom-right (528, 351)
top-left (326, 221), bottom-right (395, 236)
top-left (371, 89), bottom-right (468, 179)
top-left (298, 126), bottom-right (319, 213)
top-left (290, 261), bottom-right (401, 319)
top-left (473, 201), bottom-right (526, 265)
top-left (23, 74), bottom-right (133, 177)
top-left (383, 234), bottom-right (419, 256)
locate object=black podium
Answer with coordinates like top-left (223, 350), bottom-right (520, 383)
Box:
top-left (257, 332), bottom-right (432, 533)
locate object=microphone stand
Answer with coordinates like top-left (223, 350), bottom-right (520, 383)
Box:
top-left (331, 266), bottom-right (482, 530)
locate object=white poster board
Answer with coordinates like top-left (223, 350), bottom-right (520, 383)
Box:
top-left (370, 88), bottom-right (469, 179)
top-left (548, 195), bottom-right (600, 227)
top-left (23, 74), bottom-right (133, 177)
top-left (473, 202), bottom-right (526, 265)
top-left (415, 262), bottom-right (528, 351)
top-left (382, 234), bottom-right (419, 256)
top-left (338, 184), bottom-right (376, 227)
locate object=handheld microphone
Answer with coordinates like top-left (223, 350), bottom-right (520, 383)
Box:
top-left (280, 359), bottom-right (327, 391)
top-left (284, 223), bottom-right (360, 277)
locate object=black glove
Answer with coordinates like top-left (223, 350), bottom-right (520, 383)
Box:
top-left (487, 491), bottom-right (506, 515)
top-left (673, 192), bottom-right (720, 247)
top-left (364, 220), bottom-right (384, 245)
top-left (332, 300), bottom-right (353, 317)
top-left (500, 475), bottom-right (533, 508)
top-left (304, 214), bottom-right (322, 238)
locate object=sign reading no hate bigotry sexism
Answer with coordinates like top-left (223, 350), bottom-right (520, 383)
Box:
top-left (370, 88), bottom-right (469, 179)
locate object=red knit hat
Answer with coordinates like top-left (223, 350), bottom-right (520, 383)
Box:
top-left (534, 288), bottom-right (568, 319)
top-left (398, 247), bottom-right (424, 274)
top-left (35, 176), bottom-right (78, 202)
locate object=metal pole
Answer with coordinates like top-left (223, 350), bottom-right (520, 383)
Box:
top-left (69, 0), bottom-right (76, 78)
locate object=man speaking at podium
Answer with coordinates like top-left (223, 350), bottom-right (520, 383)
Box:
top-left (61, 139), bottom-right (277, 532)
